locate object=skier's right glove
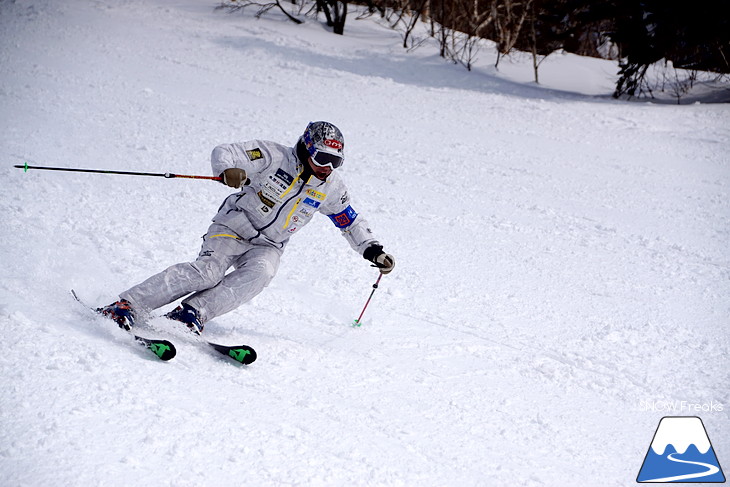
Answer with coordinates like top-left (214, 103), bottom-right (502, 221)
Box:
top-left (363, 244), bottom-right (396, 275)
top-left (221, 168), bottom-right (248, 188)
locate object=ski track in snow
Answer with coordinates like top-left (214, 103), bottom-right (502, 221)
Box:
top-left (1, 1), bottom-right (729, 486)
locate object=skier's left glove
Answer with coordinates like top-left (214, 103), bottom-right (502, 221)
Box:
top-left (363, 244), bottom-right (395, 275)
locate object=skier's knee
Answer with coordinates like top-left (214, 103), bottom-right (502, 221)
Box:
top-left (188, 260), bottom-right (226, 288)
top-left (250, 258), bottom-right (278, 286)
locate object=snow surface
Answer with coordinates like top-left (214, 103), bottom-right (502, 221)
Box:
top-left (1, 1), bottom-right (729, 486)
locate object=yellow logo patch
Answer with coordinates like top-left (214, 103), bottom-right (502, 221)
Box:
top-left (246, 149), bottom-right (263, 161)
top-left (306, 189), bottom-right (326, 201)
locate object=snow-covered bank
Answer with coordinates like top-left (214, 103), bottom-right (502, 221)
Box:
top-left (1, 1), bottom-right (728, 485)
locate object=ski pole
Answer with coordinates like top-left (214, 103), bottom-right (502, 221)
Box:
top-left (352, 273), bottom-right (383, 327)
top-left (14, 163), bottom-right (222, 182)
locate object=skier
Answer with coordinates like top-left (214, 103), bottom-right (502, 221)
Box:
top-left (98, 121), bottom-right (395, 334)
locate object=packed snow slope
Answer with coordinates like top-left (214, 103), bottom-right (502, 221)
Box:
top-left (1, 1), bottom-right (728, 486)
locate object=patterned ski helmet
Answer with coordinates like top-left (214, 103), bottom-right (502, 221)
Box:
top-left (301, 121), bottom-right (345, 169)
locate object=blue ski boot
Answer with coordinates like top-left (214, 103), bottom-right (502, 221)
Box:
top-left (165, 303), bottom-right (203, 335)
top-left (97, 299), bottom-right (136, 331)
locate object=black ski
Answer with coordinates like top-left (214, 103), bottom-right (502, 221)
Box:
top-left (71, 290), bottom-right (177, 361)
top-left (129, 336), bottom-right (176, 361)
top-left (160, 319), bottom-right (257, 365)
top-left (206, 341), bottom-right (257, 365)
top-left (158, 306), bottom-right (257, 365)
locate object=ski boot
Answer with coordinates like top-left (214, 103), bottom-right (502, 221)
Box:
top-left (165, 303), bottom-right (204, 335)
top-left (97, 299), bottom-right (136, 331)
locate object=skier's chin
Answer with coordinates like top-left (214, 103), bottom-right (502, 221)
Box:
top-left (313, 169), bottom-right (331, 180)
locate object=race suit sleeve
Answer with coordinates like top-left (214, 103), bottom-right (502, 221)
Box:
top-left (210, 141), bottom-right (272, 178)
top-left (321, 179), bottom-right (379, 256)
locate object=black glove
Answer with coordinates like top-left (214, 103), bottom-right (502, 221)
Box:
top-left (221, 168), bottom-right (248, 188)
top-left (363, 244), bottom-right (395, 275)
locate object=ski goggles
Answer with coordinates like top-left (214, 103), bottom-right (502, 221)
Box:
top-left (310, 150), bottom-right (344, 169)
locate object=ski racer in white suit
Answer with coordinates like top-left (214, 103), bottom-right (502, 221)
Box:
top-left (98, 121), bottom-right (395, 333)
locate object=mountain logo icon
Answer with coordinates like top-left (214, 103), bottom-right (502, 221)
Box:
top-left (637, 416), bottom-right (726, 483)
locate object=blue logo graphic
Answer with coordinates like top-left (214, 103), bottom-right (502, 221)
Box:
top-left (302, 197), bottom-right (321, 209)
top-left (637, 416), bottom-right (726, 483)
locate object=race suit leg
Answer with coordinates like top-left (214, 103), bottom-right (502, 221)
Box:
top-left (120, 224), bottom-right (246, 313)
top-left (183, 244), bottom-right (281, 323)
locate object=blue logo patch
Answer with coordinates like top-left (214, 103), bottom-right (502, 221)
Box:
top-left (328, 205), bottom-right (358, 228)
top-left (303, 197), bottom-right (321, 209)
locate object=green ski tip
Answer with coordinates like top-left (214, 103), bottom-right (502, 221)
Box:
top-left (229, 348), bottom-right (251, 363)
top-left (150, 342), bottom-right (173, 360)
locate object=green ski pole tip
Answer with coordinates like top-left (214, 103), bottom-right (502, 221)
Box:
top-left (24, 162), bottom-right (29, 172)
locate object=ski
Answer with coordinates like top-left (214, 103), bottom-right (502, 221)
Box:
top-left (71, 290), bottom-right (177, 361)
top-left (205, 341), bottom-right (257, 365)
top-left (129, 336), bottom-right (177, 361)
top-left (160, 305), bottom-right (257, 365)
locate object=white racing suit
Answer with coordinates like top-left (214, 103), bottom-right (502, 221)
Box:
top-left (121, 140), bottom-right (379, 324)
